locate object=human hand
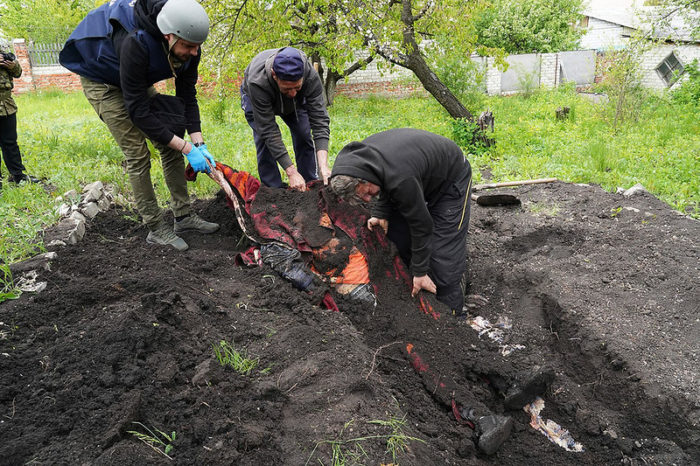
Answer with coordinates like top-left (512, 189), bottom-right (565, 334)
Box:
top-left (286, 166), bottom-right (306, 192)
top-left (198, 143), bottom-right (216, 168)
top-left (184, 145), bottom-right (211, 173)
top-left (367, 217), bottom-right (388, 234)
top-left (412, 275), bottom-right (437, 297)
top-left (319, 164), bottom-right (331, 185)
top-left (316, 150), bottom-right (331, 185)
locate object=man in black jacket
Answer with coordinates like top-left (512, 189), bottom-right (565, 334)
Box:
top-left (330, 128), bottom-right (472, 313)
top-left (60, 0), bottom-right (219, 251)
top-left (241, 47), bottom-right (330, 191)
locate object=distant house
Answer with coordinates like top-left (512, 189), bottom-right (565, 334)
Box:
top-left (580, 2), bottom-right (700, 90)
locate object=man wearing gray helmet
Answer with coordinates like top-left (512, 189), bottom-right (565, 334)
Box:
top-left (60, 0), bottom-right (218, 251)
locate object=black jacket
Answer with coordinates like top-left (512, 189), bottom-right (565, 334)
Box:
top-left (114, 0), bottom-right (201, 145)
top-left (331, 128), bottom-right (469, 275)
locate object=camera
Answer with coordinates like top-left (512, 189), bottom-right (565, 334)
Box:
top-left (1, 52), bottom-right (16, 62)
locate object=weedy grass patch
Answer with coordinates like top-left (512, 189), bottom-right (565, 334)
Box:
top-left (0, 264), bottom-right (21, 303)
top-left (212, 339), bottom-right (259, 375)
top-left (127, 421), bottom-right (176, 460)
top-left (307, 415), bottom-right (424, 466)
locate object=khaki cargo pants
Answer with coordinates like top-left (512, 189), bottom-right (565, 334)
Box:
top-left (80, 76), bottom-right (190, 229)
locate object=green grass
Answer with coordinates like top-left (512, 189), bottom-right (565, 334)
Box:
top-left (306, 415), bottom-right (424, 465)
top-left (476, 87), bottom-right (699, 214)
top-left (127, 422), bottom-right (177, 459)
top-left (212, 339), bottom-right (259, 375)
top-left (1, 87), bottom-right (697, 265)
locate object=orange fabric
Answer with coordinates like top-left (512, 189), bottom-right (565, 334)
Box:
top-left (331, 248), bottom-right (370, 285)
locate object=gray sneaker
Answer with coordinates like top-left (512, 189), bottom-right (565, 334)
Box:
top-left (174, 214), bottom-right (220, 234)
top-left (147, 222), bottom-right (189, 251)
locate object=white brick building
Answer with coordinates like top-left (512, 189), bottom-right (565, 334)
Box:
top-left (581, 1), bottom-right (700, 90)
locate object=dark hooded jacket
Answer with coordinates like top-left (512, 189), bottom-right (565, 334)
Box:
top-left (331, 128), bottom-right (470, 276)
top-left (60, 0), bottom-right (201, 145)
top-left (241, 48), bottom-right (330, 170)
top-left (116, 0), bottom-right (201, 144)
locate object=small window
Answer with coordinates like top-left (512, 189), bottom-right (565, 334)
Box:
top-left (656, 52), bottom-right (684, 86)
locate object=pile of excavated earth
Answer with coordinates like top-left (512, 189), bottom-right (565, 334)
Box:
top-left (1, 179), bottom-right (698, 465)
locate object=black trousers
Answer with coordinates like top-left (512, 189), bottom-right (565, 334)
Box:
top-left (241, 91), bottom-right (317, 188)
top-left (0, 112), bottom-right (25, 178)
top-left (387, 161), bottom-right (472, 312)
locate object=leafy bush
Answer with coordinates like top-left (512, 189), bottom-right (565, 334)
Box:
top-left (670, 59), bottom-right (700, 106)
top-left (432, 54), bottom-right (486, 114)
top-left (451, 117), bottom-right (491, 156)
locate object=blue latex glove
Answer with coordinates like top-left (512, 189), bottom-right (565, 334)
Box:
top-left (198, 143), bottom-right (216, 168)
top-left (184, 145), bottom-right (211, 173)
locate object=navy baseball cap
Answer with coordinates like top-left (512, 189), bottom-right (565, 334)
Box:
top-left (272, 47), bottom-right (304, 81)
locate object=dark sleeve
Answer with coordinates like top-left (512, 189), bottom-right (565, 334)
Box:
top-left (391, 178), bottom-right (434, 276)
top-left (118, 35), bottom-right (174, 145)
top-left (370, 192), bottom-right (393, 219)
top-left (175, 52), bottom-right (201, 135)
top-left (248, 84), bottom-right (293, 169)
top-left (302, 70), bottom-right (329, 151)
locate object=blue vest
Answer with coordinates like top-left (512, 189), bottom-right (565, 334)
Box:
top-left (59, 0), bottom-right (190, 86)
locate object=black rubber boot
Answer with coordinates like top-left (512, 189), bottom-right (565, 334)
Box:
top-left (476, 415), bottom-right (513, 455)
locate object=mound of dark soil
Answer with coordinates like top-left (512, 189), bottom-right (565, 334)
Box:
top-left (1, 181), bottom-right (698, 465)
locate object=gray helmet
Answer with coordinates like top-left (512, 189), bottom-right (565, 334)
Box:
top-left (156, 0), bottom-right (210, 44)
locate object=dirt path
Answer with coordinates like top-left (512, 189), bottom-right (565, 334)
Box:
top-left (1, 182), bottom-right (698, 465)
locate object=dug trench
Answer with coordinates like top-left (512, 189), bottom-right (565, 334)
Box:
top-left (0, 181), bottom-right (698, 465)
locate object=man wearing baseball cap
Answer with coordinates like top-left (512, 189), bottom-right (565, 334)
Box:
top-left (241, 47), bottom-right (331, 191)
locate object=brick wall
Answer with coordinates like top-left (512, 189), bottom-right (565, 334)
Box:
top-left (335, 80), bottom-right (427, 98)
top-left (640, 44), bottom-right (700, 90)
top-left (11, 39), bottom-right (82, 94)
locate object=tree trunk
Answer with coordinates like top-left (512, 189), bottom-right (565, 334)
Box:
top-left (396, 0), bottom-right (474, 120)
top-left (405, 51), bottom-right (474, 120)
top-left (324, 70), bottom-right (341, 106)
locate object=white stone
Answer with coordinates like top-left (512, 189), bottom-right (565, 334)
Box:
top-left (82, 187), bottom-right (103, 204)
top-left (63, 189), bottom-right (80, 203)
top-left (47, 240), bottom-right (67, 247)
top-left (81, 202), bottom-right (101, 219)
top-left (623, 183), bottom-right (647, 197)
top-left (623, 207), bottom-right (640, 213)
top-left (57, 203), bottom-right (71, 217)
top-left (82, 181), bottom-right (104, 193)
top-left (67, 220), bottom-right (86, 245)
top-left (97, 196), bottom-right (111, 212)
top-left (69, 211), bottom-right (86, 223)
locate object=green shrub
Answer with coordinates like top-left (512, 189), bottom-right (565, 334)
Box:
top-left (670, 59), bottom-right (700, 106)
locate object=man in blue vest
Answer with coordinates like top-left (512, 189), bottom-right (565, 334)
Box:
top-left (241, 47), bottom-right (331, 191)
top-left (60, 0), bottom-right (219, 251)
